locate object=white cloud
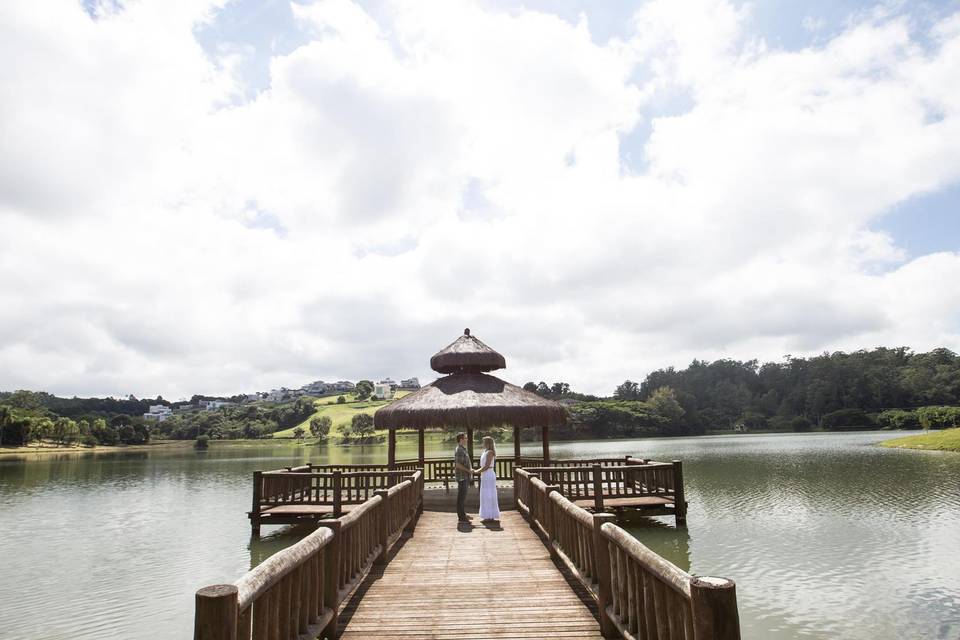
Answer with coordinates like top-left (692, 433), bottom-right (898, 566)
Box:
top-left (0, 0), bottom-right (958, 398)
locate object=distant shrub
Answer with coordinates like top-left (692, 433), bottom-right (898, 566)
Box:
top-left (337, 396), bottom-right (346, 404)
top-left (790, 416), bottom-right (812, 432)
top-left (916, 406), bottom-right (960, 430)
top-left (194, 435), bottom-right (210, 450)
top-left (80, 434), bottom-right (98, 447)
top-left (877, 409), bottom-right (920, 431)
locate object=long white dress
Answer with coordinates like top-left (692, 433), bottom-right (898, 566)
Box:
top-left (478, 450), bottom-right (500, 521)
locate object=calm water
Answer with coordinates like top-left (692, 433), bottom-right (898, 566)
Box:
top-left (1, 432), bottom-right (958, 639)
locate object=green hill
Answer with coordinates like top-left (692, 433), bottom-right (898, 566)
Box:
top-left (272, 391), bottom-right (411, 439)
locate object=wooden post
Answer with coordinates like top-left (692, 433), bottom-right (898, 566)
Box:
top-left (466, 427), bottom-right (474, 466)
top-left (321, 521), bottom-right (341, 640)
top-left (374, 489), bottom-right (389, 565)
top-left (690, 577), bottom-right (741, 640)
top-left (592, 514), bottom-right (617, 639)
top-left (251, 471), bottom-right (262, 536)
top-left (541, 425), bottom-right (550, 464)
top-left (592, 464), bottom-right (604, 512)
top-left (417, 428), bottom-right (425, 466)
top-left (332, 471), bottom-right (342, 519)
top-left (544, 484), bottom-right (561, 560)
top-left (387, 429), bottom-right (396, 470)
top-left (672, 460), bottom-right (687, 526)
top-left (194, 584), bottom-right (238, 640)
top-left (513, 425), bottom-right (521, 463)
top-left (513, 469), bottom-right (520, 512)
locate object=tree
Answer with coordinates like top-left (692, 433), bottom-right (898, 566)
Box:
top-left (292, 427), bottom-right (305, 441)
top-left (91, 418), bottom-right (118, 445)
top-left (614, 380), bottom-right (641, 400)
top-left (0, 406), bottom-right (10, 446)
top-left (117, 424), bottom-right (136, 443)
top-left (535, 382), bottom-right (551, 397)
top-left (337, 395), bottom-right (346, 404)
top-left (551, 382), bottom-right (570, 396)
top-left (31, 417), bottom-right (54, 445)
top-left (310, 415), bottom-right (332, 439)
top-left (648, 387), bottom-right (685, 432)
top-left (355, 380), bottom-right (374, 401)
top-left (53, 417), bottom-right (79, 446)
top-left (351, 413), bottom-right (375, 437)
top-left (523, 382), bottom-right (537, 393)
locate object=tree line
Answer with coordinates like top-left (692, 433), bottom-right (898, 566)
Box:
top-left (524, 346), bottom-right (960, 438)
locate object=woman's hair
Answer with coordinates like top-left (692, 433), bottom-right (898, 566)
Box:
top-left (482, 436), bottom-right (495, 454)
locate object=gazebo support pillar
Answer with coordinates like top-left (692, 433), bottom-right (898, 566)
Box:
top-left (466, 427), bottom-right (474, 464)
top-left (541, 425), bottom-right (550, 464)
top-left (417, 428), bottom-right (425, 466)
top-left (388, 429), bottom-right (396, 470)
top-left (513, 425), bottom-right (521, 463)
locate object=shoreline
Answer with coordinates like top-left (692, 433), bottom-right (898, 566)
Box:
top-left (0, 440), bottom-right (194, 457)
top-left (878, 427), bottom-right (960, 452)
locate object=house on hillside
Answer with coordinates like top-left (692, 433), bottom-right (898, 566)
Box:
top-left (373, 382), bottom-right (394, 400)
top-left (379, 378), bottom-right (398, 392)
top-left (399, 377), bottom-right (420, 389)
top-left (143, 405), bottom-right (173, 422)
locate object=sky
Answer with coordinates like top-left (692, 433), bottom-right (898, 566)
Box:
top-left (1, 0), bottom-right (959, 400)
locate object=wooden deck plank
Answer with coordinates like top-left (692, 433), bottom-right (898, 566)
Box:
top-left (338, 511), bottom-right (604, 639)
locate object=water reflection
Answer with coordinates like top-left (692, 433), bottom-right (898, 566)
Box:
top-left (0, 431), bottom-right (958, 640)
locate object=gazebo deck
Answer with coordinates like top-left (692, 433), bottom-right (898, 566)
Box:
top-left (337, 510), bottom-right (603, 639)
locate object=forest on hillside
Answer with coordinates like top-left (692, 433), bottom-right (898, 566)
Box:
top-left (528, 347), bottom-right (960, 438)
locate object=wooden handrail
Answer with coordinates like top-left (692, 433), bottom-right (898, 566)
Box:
top-left (514, 464), bottom-right (739, 640)
top-left (199, 470), bottom-right (424, 640)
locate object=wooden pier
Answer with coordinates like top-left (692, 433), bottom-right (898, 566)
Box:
top-left (201, 460), bottom-right (738, 640)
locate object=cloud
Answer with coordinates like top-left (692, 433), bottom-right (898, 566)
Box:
top-left (0, 0), bottom-right (958, 398)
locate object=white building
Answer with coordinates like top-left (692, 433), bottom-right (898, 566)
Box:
top-left (264, 389), bottom-right (286, 403)
top-left (373, 382), bottom-right (394, 400)
top-left (199, 400), bottom-right (237, 411)
top-left (399, 377), bottom-right (420, 390)
top-left (143, 405), bottom-right (173, 422)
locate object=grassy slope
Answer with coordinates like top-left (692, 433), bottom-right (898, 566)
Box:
top-left (880, 427), bottom-right (960, 452)
top-left (272, 391), bottom-right (411, 438)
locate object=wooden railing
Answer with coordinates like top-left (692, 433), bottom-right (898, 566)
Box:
top-left (515, 469), bottom-right (739, 640)
top-left (394, 455), bottom-right (544, 484)
top-left (250, 468), bottom-right (420, 532)
top-left (521, 460), bottom-right (687, 525)
top-left (197, 470), bottom-right (423, 640)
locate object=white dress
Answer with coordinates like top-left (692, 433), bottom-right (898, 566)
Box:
top-left (478, 450), bottom-right (500, 521)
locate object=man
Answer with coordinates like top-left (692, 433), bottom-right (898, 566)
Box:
top-left (453, 432), bottom-right (474, 523)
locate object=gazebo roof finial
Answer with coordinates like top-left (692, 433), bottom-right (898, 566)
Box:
top-left (429, 328), bottom-right (506, 374)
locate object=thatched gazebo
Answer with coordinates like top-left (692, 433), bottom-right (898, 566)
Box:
top-left (375, 329), bottom-right (567, 467)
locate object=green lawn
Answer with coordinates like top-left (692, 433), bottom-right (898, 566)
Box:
top-left (272, 391), bottom-right (411, 439)
top-left (880, 428), bottom-right (960, 452)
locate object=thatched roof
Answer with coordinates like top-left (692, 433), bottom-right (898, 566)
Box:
top-left (429, 328), bottom-right (506, 374)
top-left (374, 372), bottom-right (568, 430)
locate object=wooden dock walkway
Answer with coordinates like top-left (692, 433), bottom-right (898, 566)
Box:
top-left (338, 510), bottom-right (603, 639)
top-left (197, 463), bottom-right (741, 640)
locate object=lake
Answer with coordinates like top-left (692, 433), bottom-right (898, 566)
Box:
top-left (1, 431), bottom-right (958, 639)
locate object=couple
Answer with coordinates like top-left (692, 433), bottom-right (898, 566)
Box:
top-left (453, 432), bottom-right (501, 524)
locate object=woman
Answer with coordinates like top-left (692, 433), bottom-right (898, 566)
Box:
top-left (476, 436), bottom-right (501, 522)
